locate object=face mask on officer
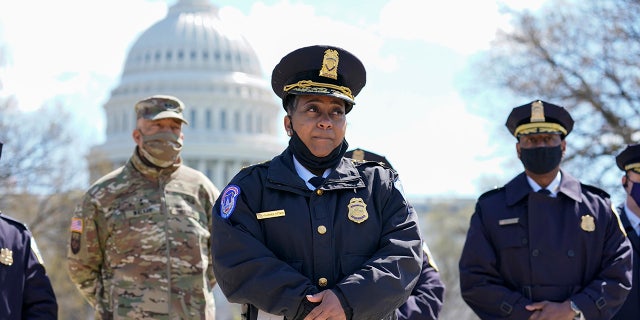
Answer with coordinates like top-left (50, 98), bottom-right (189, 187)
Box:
top-left (627, 178), bottom-right (640, 207)
top-left (138, 131), bottom-right (183, 168)
top-left (519, 145), bottom-right (563, 174)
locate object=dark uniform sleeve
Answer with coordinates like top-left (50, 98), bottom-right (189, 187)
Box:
top-left (569, 196), bottom-right (632, 320)
top-left (396, 244), bottom-right (445, 320)
top-left (22, 233), bottom-right (58, 318)
top-left (459, 199), bottom-right (535, 319)
top-left (333, 173), bottom-right (423, 319)
top-left (211, 172), bottom-right (320, 319)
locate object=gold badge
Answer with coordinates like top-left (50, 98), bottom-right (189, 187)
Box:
top-left (0, 248), bottom-right (13, 266)
top-left (530, 100), bottom-right (545, 123)
top-left (348, 197), bottom-right (368, 223)
top-left (581, 215), bottom-right (596, 232)
top-left (319, 49), bottom-right (339, 80)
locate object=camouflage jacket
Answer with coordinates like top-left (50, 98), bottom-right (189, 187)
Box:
top-left (67, 148), bottom-right (219, 319)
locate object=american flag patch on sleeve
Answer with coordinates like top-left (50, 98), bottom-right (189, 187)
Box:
top-left (70, 217), bottom-right (83, 233)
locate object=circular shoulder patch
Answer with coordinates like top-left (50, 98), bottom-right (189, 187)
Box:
top-left (220, 185), bottom-right (241, 219)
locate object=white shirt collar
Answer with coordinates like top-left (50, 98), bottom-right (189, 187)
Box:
top-left (526, 171), bottom-right (562, 197)
top-left (624, 200), bottom-right (640, 235)
top-left (292, 155), bottom-right (331, 190)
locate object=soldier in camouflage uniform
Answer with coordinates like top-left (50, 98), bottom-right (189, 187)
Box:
top-left (67, 95), bottom-right (220, 319)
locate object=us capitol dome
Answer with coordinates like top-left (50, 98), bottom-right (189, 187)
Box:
top-left (88, 0), bottom-right (283, 188)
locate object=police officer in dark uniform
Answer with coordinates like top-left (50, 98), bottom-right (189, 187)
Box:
top-left (0, 142), bottom-right (58, 318)
top-left (458, 100), bottom-right (632, 320)
top-left (210, 45), bottom-right (423, 320)
top-left (345, 148), bottom-right (445, 320)
top-left (612, 144), bottom-right (640, 320)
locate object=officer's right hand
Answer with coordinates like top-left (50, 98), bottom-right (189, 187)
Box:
top-left (303, 290), bottom-right (346, 320)
top-left (525, 300), bottom-right (576, 320)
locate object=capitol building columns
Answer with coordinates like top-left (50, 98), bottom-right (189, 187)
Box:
top-left (88, 0), bottom-right (283, 186)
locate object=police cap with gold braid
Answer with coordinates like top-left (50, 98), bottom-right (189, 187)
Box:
top-left (271, 45), bottom-right (366, 114)
top-left (616, 144), bottom-right (640, 174)
top-left (505, 100), bottom-right (574, 138)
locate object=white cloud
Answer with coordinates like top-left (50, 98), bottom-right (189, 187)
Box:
top-left (219, 2), bottom-right (394, 76)
top-left (0, 0), bottom-right (166, 110)
top-left (378, 0), bottom-right (546, 54)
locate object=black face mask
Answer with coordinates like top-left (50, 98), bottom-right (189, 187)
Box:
top-left (629, 181), bottom-right (640, 207)
top-left (519, 145), bottom-right (563, 174)
top-left (288, 130), bottom-right (348, 172)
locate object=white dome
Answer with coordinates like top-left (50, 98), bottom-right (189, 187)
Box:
top-left (89, 0), bottom-right (284, 188)
top-left (123, 0), bottom-right (262, 77)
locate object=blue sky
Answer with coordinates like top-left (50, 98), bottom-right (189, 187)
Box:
top-left (0, 0), bottom-right (546, 197)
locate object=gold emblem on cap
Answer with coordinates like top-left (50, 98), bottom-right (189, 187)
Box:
top-left (580, 215), bottom-right (595, 232)
top-left (352, 149), bottom-right (365, 161)
top-left (530, 100), bottom-right (545, 123)
top-left (348, 197), bottom-right (368, 223)
top-left (0, 248), bottom-right (13, 266)
top-left (319, 49), bottom-right (339, 80)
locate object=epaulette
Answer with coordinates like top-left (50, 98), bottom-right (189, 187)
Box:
top-left (581, 183), bottom-right (610, 199)
top-left (478, 186), bottom-right (504, 201)
top-left (0, 212), bottom-right (28, 231)
top-left (234, 160), bottom-right (272, 179)
top-left (240, 159), bottom-right (271, 170)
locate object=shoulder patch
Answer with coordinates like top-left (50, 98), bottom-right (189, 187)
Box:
top-left (220, 185), bottom-right (241, 219)
top-left (478, 186), bottom-right (504, 201)
top-left (581, 183), bottom-right (610, 199)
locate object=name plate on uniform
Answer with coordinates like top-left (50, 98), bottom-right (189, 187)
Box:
top-left (256, 209), bottom-right (285, 220)
top-left (499, 217), bottom-right (519, 225)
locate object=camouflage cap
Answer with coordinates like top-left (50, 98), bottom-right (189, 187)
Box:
top-left (134, 95), bottom-right (188, 124)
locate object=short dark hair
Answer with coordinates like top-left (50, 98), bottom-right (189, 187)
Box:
top-left (284, 95), bottom-right (300, 115)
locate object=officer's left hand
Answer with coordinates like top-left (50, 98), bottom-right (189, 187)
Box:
top-left (303, 290), bottom-right (346, 320)
top-left (525, 300), bottom-right (576, 320)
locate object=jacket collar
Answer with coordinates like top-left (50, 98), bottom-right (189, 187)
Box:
top-left (267, 148), bottom-right (365, 192)
top-left (505, 169), bottom-right (582, 206)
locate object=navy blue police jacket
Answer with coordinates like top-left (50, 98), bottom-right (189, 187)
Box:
top-left (459, 171), bottom-right (632, 320)
top-left (211, 147), bottom-right (423, 320)
top-left (396, 246), bottom-right (445, 320)
top-left (0, 213), bottom-right (57, 319)
top-left (612, 205), bottom-right (640, 320)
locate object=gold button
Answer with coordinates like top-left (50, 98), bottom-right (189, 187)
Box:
top-left (318, 277), bottom-right (328, 287)
top-left (317, 225), bottom-right (327, 234)
top-left (316, 189), bottom-right (324, 196)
